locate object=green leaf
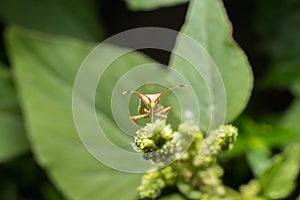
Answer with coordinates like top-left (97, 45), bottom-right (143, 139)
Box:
top-left (160, 194), bottom-right (185, 200)
top-left (281, 98), bottom-right (300, 132)
top-left (170, 0), bottom-right (253, 128)
top-left (246, 147), bottom-right (271, 177)
top-left (125, 0), bottom-right (188, 11)
top-left (259, 143), bottom-right (300, 199)
top-left (0, 0), bottom-right (104, 41)
top-left (0, 112), bottom-right (28, 162)
top-left (280, 79), bottom-right (300, 133)
top-left (0, 64), bottom-right (19, 113)
top-left (5, 26), bottom-right (150, 200)
top-left (292, 79), bottom-right (300, 96)
top-left (0, 64), bottom-right (28, 163)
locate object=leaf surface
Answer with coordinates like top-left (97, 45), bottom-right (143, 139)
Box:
top-left (5, 26), bottom-right (150, 200)
top-left (259, 143), bottom-right (300, 199)
top-left (0, 63), bottom-right (28, 162)
top-left (125, 0), bottom-right (188, 11)
top-left (170, 0), bottom-right (253, 128)
top-left (0, 0), bottom-right (104, 41)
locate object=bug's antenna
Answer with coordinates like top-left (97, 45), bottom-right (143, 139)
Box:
top-left (160, 84), bottom-right (187, 97)
top-left (122, 90), bottom-right (141, 95)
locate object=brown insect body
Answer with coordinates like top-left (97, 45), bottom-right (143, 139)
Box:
top-left (122, 84), bottom-right (187, 127)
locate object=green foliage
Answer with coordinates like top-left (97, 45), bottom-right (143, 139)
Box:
top-left (125, 0), bottom-right (188, 11)
top-left (0, 0), bottom-right (104, 41)
top-left (0, 63), bottom-right (28, 162)
top-left (225, 143), bottom-right (300, 200)
top-left (0, 0), bottom-right (299, 199)
top-left (135, 120), bottom-right (174, 156)
top-left (246, 147), bottom-right (271, 177)
top-left (281, 79), bottom-right (300, 132)
top-left (0, 111), bottom-right (28, 162)
top-left (259, 143), bottom-right (300, 199)
top-left (238, 180), bottom-right (265, 200)
top-left (170, 0), bottom-right (253, 127)
top-left (0, 64), bottom-right (18, 113)
top-left (255, 0), bottom-right (300, 89)
top-left (5, 26), bottom-right (143, 200)
top-left (0, 156), bottom-right (65, 200)
top-left (160, 194), bottom-right (185, 200)
top-left (249, 2), bottom-right (300, 197)
top-left (281, 99), bottom-right (300, 132)
top-left (136, 121), bottom-right (238, 199)
top-left (226, 117), bottom-right (299, 158)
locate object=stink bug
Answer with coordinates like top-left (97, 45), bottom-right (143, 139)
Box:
top-left (122, 84), bottom-right (187, 126)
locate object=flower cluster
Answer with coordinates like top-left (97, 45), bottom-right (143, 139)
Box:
top-left (138, 166), bottom-right (176, 199)
top-left (134, 120), bottom-right (238, 199)
top-left (134, 120), bottom-right (175, 163)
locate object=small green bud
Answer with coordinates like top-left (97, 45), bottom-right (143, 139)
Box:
top-left (216, 125), bottom-right (238, 151)
top-left (239, 179), bottom-right (263, 199)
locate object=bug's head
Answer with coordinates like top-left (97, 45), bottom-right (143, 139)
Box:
top-left (121, 90), bottom-right (156, 109)
top-left (122, 84), bottom-right (187, 108)
top-left (140, 93), bottom-right (161, 109)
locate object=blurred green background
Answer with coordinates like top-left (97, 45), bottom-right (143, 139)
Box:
top-left (0, 0), bottom-right (299, 199)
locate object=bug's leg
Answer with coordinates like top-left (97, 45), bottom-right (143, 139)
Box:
top-left (153, 105), bottom-right (165, 116)
top-left (154, 106), bottom-right (164, 118)
top-left (129, 114), bottom-right (148, 127)
top-left (163, 106), bottom-right (172, 119)
top-left (144, 108), bottom-right (150, 114)
top-left (163, 106), bottom-right (172, 114)
top-left (154, 113), bottom-right (167, 120)
top-left (141, 109), bottom-right (151, 123)
top-left (154, 105), bottom-right (163, 112)
top-left (153, 106), bottom-right (172, 120)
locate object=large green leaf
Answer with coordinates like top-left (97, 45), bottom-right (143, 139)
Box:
top-left (259, 143), bottom-right (300, 199)
top-left (5, 26), bottom-right (154, 200)
top-left (125, 0), bottom-right (188, 11)
top-left (170, 0), bottom-right (253, 127)
top-left (0, 64), bottom-right (28, 163)
top-left (0, 0), bottom-right (104, 41)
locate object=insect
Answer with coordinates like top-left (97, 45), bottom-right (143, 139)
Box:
top-left (122, 84), bottom-right (187, 127)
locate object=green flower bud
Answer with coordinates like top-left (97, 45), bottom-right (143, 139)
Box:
top-left (216, 125), bottom-right (238, 151)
